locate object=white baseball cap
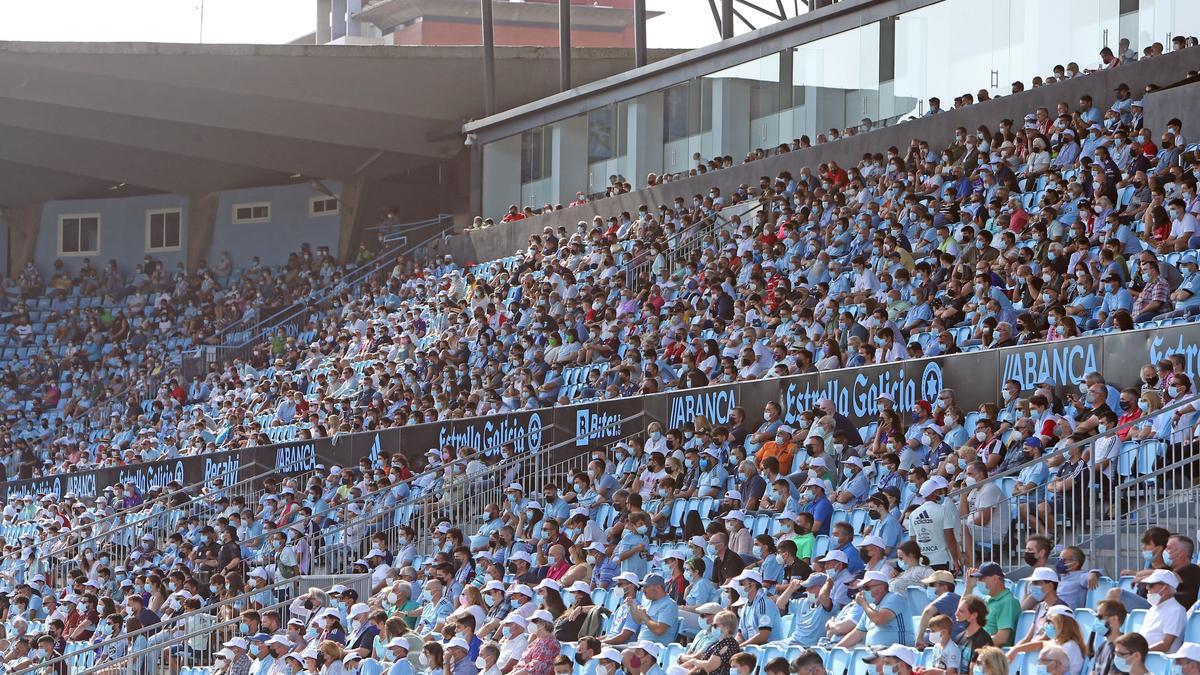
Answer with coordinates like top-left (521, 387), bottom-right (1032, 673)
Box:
top-left (855, 570), bottom-right (891, 587)
top-left (819, 550), bottom-right (849, 565)
top-left (733, 570), bottom-right (763, 585)
top-left (1028, 567), bottom-right (1061, 584)
top-left (566, 581), bottom-right (592, 595)
top-left (635, 641), bottom-right (662, 658)
top-left (876, 645), bottom-right (919, 667)
top-left (859, 535), bottom-right (887, 551)
top-left (723, 510), bottom-right (746, 522)
top-left (1144, 569), bottom-right (1180, 589)
top-left (613, 572), bottom-right (642, 586)
top-left (1173, 643), bottom-right (1200, 663)
top-left (223, 637), bottom-right (249, 650)
top-left (919, 476), bottom-right (949, 498)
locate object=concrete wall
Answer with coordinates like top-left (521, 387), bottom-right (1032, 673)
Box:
top-left (37, 193), bottom-right (190, 277)
top-left (450, 48), bottom-right (1198, 265)
top-left (1145, 75), bottom-right (1200, 138)
top-left (208, 182), bottom-right (343, 271)
top-left (25, 182), bottom-right (344, 279)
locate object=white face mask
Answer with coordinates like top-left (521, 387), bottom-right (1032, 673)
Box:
top-left (1147, 592), bottom-right (1163, 606)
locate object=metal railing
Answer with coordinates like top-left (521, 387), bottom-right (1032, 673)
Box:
top-left (37, 461), bottom-right (326, 586)
top-left (949, 395), bottom-right (1200, 576)
top-left (33, 415), bottom-right (644, 674)
top-left (8, 572), bottom-right (359, 675)
top-left (182, 215), bottom-right (454, 384)
top-left (308, 412), bottom-right (643, 574)
top-left (61, 575), bottom-right (369, 675)
top-left (622, 200), bottom-right (761, 290)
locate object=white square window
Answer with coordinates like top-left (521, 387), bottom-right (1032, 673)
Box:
top-left (310, 196), bottom-right (339, 216)
top-left (146, 208), bottom-right (182, 252)
top-left (59, 214), bottom-right (100, 256)
top-left (232, 202), bottom-right (271, 224)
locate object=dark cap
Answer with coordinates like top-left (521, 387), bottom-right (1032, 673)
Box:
top-left (971, 562), bottom-right (1005, 578)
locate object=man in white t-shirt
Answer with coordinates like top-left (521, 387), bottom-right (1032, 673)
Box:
top-left (1142, 568), bottom-right (1186, 652)
top-left (905, 476), bottom-right (961, 572)
top-left (961, 461), bottom-right (1009, 546)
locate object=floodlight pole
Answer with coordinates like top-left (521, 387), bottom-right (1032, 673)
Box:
top-left (721, 0), bottom-right (734, 38)
top-left (481, 0), bottom-right (496, 116)
top-left (559, 0), bottom-right (572, 91)
top-left (634, 0), bottom-right (647, 67)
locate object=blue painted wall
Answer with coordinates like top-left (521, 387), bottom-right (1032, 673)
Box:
top-left (28, 182), bottom-right (342, 279)
top-left (35, 193), bottom-right (188, 278)
top-left (208, 182), bottom-right (343, 271)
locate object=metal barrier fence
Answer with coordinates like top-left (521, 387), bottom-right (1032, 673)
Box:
top-left (15, 413), bottom-right (642, 674)
top-left (181, 215), bottom-right (454, 384)
top-left (67, 574), bottom-right (370, 675)
top-left (308, 412), bottom-right (644, 573)
top-left (622, 201), bottom-right (760, 290)
top-left (949, 394), bottom-right (1200, 576)
top-left (8, 572), bottom-right (345, 675)
top-left (40, 462), bottom-right (325, 587)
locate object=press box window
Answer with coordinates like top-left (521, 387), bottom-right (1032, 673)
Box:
top-left (59, 214), bottom-right (100, 256)
top-left (146, 209), bottom-right (182, 251)
top-left (310, 196), bottom-right (339, 216)
top-left (233, 202), bottom-right (271, 224)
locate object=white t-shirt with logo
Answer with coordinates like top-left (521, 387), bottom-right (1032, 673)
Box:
top-left (907, 499), bottom-right (957, 566)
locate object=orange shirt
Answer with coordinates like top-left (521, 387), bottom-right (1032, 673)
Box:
top-left (755, 441), bottom-right (798, 473)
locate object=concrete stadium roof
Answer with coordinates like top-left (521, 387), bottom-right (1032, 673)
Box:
top-left (0, 41), bottom-right (678, 206)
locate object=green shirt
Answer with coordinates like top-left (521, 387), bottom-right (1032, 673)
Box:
top-left (792, 533), bottom-right (815, 562)
top-left (984, 588), bottom-right (1021, 646)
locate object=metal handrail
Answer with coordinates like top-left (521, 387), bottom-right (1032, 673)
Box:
top-left (9, 572), bottom-right (320, 675)
top-left (37, 462), bottom-right (321, 583)
top-left (311, 411), bottom-right (643, 567)
top-left (945, 392), bottom-right (1200, 570)
top-left (183, 216), bottom-right (455, 380)
top-left (67, 574), bottom-right (369, 675)
top-left (5, 460), bottom-right (262, 564)
top-left (944, 392), bottom-right (1199, 504)
top-left (155, 423), bottom-right (551, 585)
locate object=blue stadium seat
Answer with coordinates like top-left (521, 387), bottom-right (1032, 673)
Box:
top-left (1015, 610), bottom-right (1035, 641)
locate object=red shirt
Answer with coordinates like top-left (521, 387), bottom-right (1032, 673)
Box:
top-left (1117, 409), bottom-right (1143, 440)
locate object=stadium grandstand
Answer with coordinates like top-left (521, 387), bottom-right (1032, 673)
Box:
top-left (3, 1), bottom-right (1200, 675)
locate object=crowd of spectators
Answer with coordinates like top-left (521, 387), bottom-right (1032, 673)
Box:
top-left (0, 243), bottom-right (355, 478)
top-left (3, 35), bottom-right (1200, 675)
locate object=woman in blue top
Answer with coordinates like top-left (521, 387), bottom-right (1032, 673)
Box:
top-left (682, 559), bottom-right (720, 611)
top-left (615, 441), bottom-right (643, 484)
top-left (749, 535), bottom-right (784, 589)
top-left (615, 513), bottom-right (649, 577)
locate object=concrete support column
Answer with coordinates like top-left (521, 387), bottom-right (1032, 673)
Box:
top-left (185, 193), bottom-right (221, 271)
top-left (316, 0), bottom-right (332, 44)
top-left (711, 78), bottom-right (751, 164)
top-left (331, 0), bottom-right (348, 40)
top-left (551, 116), bottom-right (588, 206)
top-left (337, 175), bottom-right (367, 263)
top-left (6, 203), bottom-right (42, 278)
top-left (482, 135), bottom-right (523, 222)
top-left (625, 91), bottom-right (664, 185)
